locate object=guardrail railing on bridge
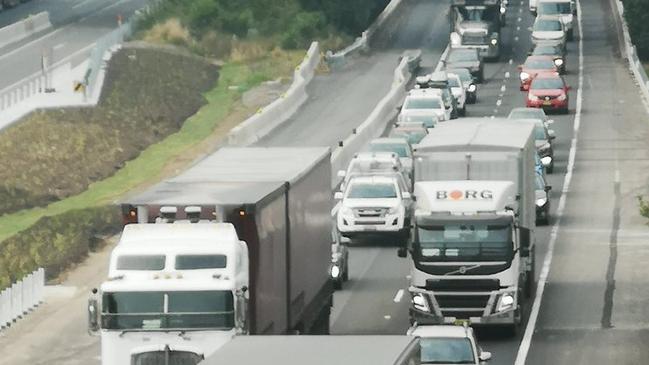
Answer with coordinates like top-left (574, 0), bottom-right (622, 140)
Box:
top-left (0, 268), bottom-right (45, 332)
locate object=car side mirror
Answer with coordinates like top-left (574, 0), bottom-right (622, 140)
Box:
top-left (402, 192), bottom-right (412, 200)
top-left (545, 185), bottom-right (552, 192)
top-left (479, 351), bottom-right (492, 362)
top-left (548, 129), bottom-right (556, 139)
top-left (337, 170), bottom-right (346, 178)
top-left (334, 192), bottom-right (344, 200)
top-left (566, 86), bottom-right (572, 91)
top-left (527, 26), bottom-right (533, 31)
top-left (397, 247), bottom-right (408, 258)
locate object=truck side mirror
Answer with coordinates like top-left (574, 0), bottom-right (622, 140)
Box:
top-left (545, 186), bottom-right (552, 192)
top-left (548, 129), bottom-right (556, 139)
top-left (397, 247), bottom-right (408, 258)
top-left (87, 290), bottom-right (100, 335)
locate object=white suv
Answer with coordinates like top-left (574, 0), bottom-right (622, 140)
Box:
top-left (399, 89), bottom-right (451, 122)
top-left (337, 152), bottom-right (411, 192)
top-left (335, 175), bottom-right (412, 241)
top-left (408, 324), bottom-right (492, 365)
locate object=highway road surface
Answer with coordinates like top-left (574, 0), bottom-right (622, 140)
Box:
top-left (0, 0), bottom-right (151, 93)
top-left (1, 0), bottom-right (649, 363)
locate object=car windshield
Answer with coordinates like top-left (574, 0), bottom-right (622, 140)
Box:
top-left (448, 50), bottom-right (478, 62)
top-left (531, 77), bottom-right (564, 89)
top-left (539, 2), bottom-right (572, 14)
top-left (525, 59), bottom-right (556, 69)
top-left (532, 46), bottom-right (560, 56)
top-left (391, 130), bottom-right (427, 144)
top-left (534, 19), bottom-right (562, 31)
top-left (417, 222), bottom-right (512, 262)
top-left (402, 114), bottom-right (438, 127)
top-left (420, 337), bottom-right (475, 364)
top-left (404, 97), bottom-right (442, 110)
top-left (534, 124), bottom-right (548, 140)
top-left (509, 108), bottom-right (546, 120)
top-left (448, 76), bottom-right (461, 88)
top-left (369, 143), bottom-right (411, 158)
top-left (536, 174), bottom-right (546, 190)
top-left (347, 183), bottom-right (397, 199)
top-left (102, 291), bottom-right (235, 330)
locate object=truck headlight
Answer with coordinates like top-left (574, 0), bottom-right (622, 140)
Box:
top-left (491, 38), bottom-right (498, 46)
top-left (497, 293), bottom-right (515, 312)
top-left (412, 293), bottom-right (430, 312)
top-left (468, 84), bottom-right (477, 92)
top-left (536, 198), bottom-right (547, 207)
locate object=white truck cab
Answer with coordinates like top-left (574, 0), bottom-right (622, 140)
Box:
top-left (408, 323), bottom-right (492, 364)
top-left (89, 224), bottom-right (249, 365)
top-left (335, 175), bottom-right (412, 241)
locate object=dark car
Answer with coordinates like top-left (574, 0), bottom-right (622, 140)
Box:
top-left (445, 48), bottom-right (484, 83)
top-left (530, 43), bottom-right (566, 74)
top-left (535, 172), bottom-right (552, 225)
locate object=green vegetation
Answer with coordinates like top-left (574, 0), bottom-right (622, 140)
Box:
top-left (0, 49), bottom-right (304, 243)
top-left (137, 0), bottom-right (389, 53)
top-left (0, 206), bottom-right (122, 289)
top-left (623, 0), bottom-right (649, 60)
top-left (639, 196), bottom-right (649, 221)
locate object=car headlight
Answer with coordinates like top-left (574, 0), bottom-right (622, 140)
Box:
top-left (387, 207), bottom-right (400, 215)
top-left (541, 156), bottom-right (553, 166)
top-left (412, 293), bottom-right (430, 312)
top-left (536, 198), bottom-right (547, 207)
top-left (468, 84), bottom-right (477, 92)
top-left (499, 6), bottom-right (506, 14)
top-left (520, 72), bottom-right (530, 81)
top-left (554, 58), bottom-right (564, 66)
top-left (330, 265), bottom-right (341, 279)
top-left (528, 93), bottom-right (539, 101)
top-left (340, 207), bottom-right (353, 216)
top-left (558, 93), bottom-right (567, 101)
top-left (491, 38), bottom-right (498, 46)
top-left (497, 293), bottom-right (515, 312)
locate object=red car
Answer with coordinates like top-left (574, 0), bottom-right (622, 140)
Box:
top-left (518, 55), bottom-right (559, 91)
top-left (526, 73), bottom-right (571, 114)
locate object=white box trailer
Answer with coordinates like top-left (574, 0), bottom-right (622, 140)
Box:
top-left (413, 118), bottom-right (536, 249)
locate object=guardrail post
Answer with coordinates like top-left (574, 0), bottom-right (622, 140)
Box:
top-left (0, 289), bottom-right (8, 329)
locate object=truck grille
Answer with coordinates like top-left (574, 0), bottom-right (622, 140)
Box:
top-left (435, 293), bottom-right (491, 318)
top-left (354, 208), bottom-right (388, 218)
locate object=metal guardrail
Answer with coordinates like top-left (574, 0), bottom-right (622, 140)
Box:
top-left (0, 74), bottom-right (47, 112)
top-left (0, 268), bottom-right (45, 332)
top-left (613, 0), bottom-right (649, 102)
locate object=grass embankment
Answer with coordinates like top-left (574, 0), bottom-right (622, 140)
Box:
top-left (0, 48), bottom-right (303, 287)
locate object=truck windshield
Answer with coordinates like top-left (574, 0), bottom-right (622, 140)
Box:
top-left (417, 222), bottom-right (512, 262)
top-left (102, 291), bottom-right (234, 330)
top-left (538, 2), bottom-right (571, 14)
top-left (117, 255), bottom-right (166, 270)
top-left (420, 337), bottom-right (475, 364)
top-left (347, 183), bottom-right (397, 199)
top-left (175, 255), bottom-right (227, 269)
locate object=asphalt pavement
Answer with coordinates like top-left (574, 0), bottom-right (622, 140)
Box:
top-left (0, 0), bottom-right (151, 93)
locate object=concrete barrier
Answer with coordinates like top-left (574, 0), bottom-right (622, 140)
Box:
top-left (227, 42), bottom-right (321, 146)
top-left (325, 0), bottom-right (407, 68)
top-left (0, 12), bottom-right (52, 50)
top-left (330, 49), bottom-right (421, 188)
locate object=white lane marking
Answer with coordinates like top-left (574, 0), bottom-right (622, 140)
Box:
top-left (384, 315), bottom-right (392, 320)
top-left (496, 99), bottom-right (502, 106)
top-left (435, 44), bottom-right (451, 72)
top-left (53, 43), bottom-right (66, 50)
top-left (393, 289), bottom-right (405, 303)
top-left (514, 36), bottom-right (519, 42)
top-left (514, 0), bottom-right (584, 362)
top-left (505, 71), bottom-right (511, 78)
top-left (501, 85), bottom-right (507, 92)
top-left (614, 170), bottom-right (620, 184)
top-left (519, 7), bottom-right (523, 13)
top-left (517, 26), bottom-right (521, 31)
top-left (518, 17), bottom-right (522, 22)
top-left (509, 59), bottom-right (514, 65)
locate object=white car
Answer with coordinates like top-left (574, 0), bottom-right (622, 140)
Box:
top-left (338, 152), bottom-right (411, 192)
top-left (367, 138), bottom-right (414, 183)
top-left (531, 16), bottom-right (566, 50)
top-left (400, 89), bottom-right (451, 122)
top-left (537, 0), bottom-right (575, 40)
top-left (408, 324), bottom-right (492, 365)
top-left (335, 175), bottom-right (412, 241)
top-left (447, 72), bottom-right (467, 116)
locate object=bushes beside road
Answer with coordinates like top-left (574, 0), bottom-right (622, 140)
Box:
top-left (0, 206), bottom-right (121, 290)
top-left (623, 0), bottom-right (649, 60)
